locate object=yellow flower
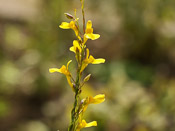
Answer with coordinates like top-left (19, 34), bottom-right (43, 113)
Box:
top-left (49, 60), bottom-right (74, 91)
top-left (77, 94), bottom-right (105, 130)
top-left (84, 20), bottom-right (100, 40)
top-left (69, 40), bottom-right (82, 54)
top-left (59, 21), bottom-right (79, 37)
top-left (87, 94), bottom-right (105, 104)
top-left (77, 120), bottom-right (97, 131)
top-left (83, 94), bottom-right (105, 112)
top-left (81, 48), bottom-right (105, 72)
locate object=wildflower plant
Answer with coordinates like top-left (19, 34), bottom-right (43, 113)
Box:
top-left (49, 0), bottom-right (105, 131)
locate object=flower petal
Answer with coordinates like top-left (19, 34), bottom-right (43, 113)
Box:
top-left (69, 46), bottom-right (75, 53)
top-left (86, 48), bottom-right (90, 59)
top-left (69, 21), bottom-right (79, 36)
top-left (67, 60), bottom-right (72, 69)
top-left (78, 120), bottom-right (97, 129)
top-left (85, 121), bottom-right (97, 128)
top-left (73, 40), bottom-right (81, 53)
top-left (49, 68), bottom-right (61, 73)
top-left (80, 62), bottom-right (88, 73)
top-left (59, 22), bottom-right (70, 29)
top-left (92, 94), bottom-right (105, 104)
top-left (66, 76), bottom-right (74, 91)
top-left (86, 20), bottom-right (92, 29)
top-left (88, 55), bottom-right (95, 63)
top-left (92, 58), bottom-right (105, 64)
top-left (85, 33), bottom-right (100, 40)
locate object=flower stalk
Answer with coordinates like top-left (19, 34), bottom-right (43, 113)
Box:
top-left (49, 0), bottom-right (105, 131)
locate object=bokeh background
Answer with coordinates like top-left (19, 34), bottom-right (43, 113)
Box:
top-left (0, 0), bottom-right (175, 131)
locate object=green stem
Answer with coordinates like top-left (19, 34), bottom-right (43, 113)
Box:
top-left (68, 75), bottom-right (80, 131)
top-left (68, 1), bottom-right (86, 131)
top-left (68, 45), bottom-right (85, 131)
top-left (80, 0), bottom-right (85, 33)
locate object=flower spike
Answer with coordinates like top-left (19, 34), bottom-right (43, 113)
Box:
top-left (50, 1), bottom-right (105, 130)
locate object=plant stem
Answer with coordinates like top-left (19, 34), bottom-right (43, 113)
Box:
top-left (68, 43), bottom-right (85, 131)
top-left (68, 1), bottom-right (86, 131)
top-left (80, 0), bottom-right (85, 33)
top-left (68, 74), bottom-right (81, 131)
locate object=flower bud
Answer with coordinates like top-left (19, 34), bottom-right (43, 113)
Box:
top-left (64, 13), bottom-right (74, 19)
top-left (83, 74), bottom-right (91, 82)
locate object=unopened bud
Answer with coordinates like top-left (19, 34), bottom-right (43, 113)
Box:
top-left (84, 74), bottom-right (91, 82)
top-left (64, 13), bottom-right (74, 19)
top-left (81, 99), bottom-right (85, 104)
top-left (73, 83), bottom-right (76, 90)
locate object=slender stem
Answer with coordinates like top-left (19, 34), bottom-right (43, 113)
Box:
top-left (80, 0), bottom-right (86, 34)
top-left (68, 1), bottom-right (86, 131)
top-left (68, 90), bottom-right (79, 130)
top-left (71, 75), bottom-right (76, 83)
top-left (68, 45), bottom-right (85, 131)
top-left (68, 77), bottom-right (80, 130)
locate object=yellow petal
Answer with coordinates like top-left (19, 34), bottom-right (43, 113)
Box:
top-left (88, 55), bottom-right (105, 64)
top-left (80, 49), bottom-right (90, 73)
top-left (82, 95), bottom-right (105, 113)
top-left (69, 21), bottom-right (79, 36)
top-left (85, 20), bottom-right (93, 34)
top-left (88, 55), bottom-right (95, 63)
top-left (60, 21), bottom-right (80, 37)
top-left (86, 48), bottom-right (90, 59)
top-left (83, 36), bottom-right (88, 45)
top-left (70, 42), bottom-right (81, 53)
top-left (59, 22), bottom-right (70, 29)
top-left (49, 68), bottom-right (61, 73)
top-left (73, 40), bottom-right (81, 53)
top-left (73, 40), bottom-right (81, 49)
top-left (78, 120), bottom-right (97, 129)
top-left (85, 33), bottom-right (100, 40)
top-left (92, 94), bottom-right (105, 104)
top-left (73, 40), bottom-right (79, 45)
top-left (67, 60), bottom-right (72, 69)
top-left (66, 76), bottom-right (74, 91)
top-left (49, 61), bottom-right (74, 91)
top-left (80, 62), bottom-right (88, 73)
top-left (82, 104), bottom-right (88, 113)
top-left (85, 121), bottom-right (97, 128)
top-left (86, 28), bottom-right (93, 34)
top-left (86, 20), bottom-right (92, 29)
top-left (49, 65), bottom-right (68, 75)
top-left (74, 29), bottom-right (79, 37)
top-left (69, 46), bottom-right (75, 53)
top-left (69, 21), bottom-right (76, 28)
top-left (92, 58), bottom-right (105, 64)
top-left (58, 65), bottom-right (71, 76)
top-left (80, 120), bottom-right (87, 128)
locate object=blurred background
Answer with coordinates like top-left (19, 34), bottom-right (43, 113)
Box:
top-left (0, 0), bottom-right (175, 131)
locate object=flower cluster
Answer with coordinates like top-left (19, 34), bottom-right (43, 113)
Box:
top-left (49, 2), bottom-right (105, 131)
